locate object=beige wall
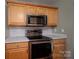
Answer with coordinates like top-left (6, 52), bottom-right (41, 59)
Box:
top-left (55, 1), bottom-right (74, 59)
top-left (15, 0), bottom-right (74, 59)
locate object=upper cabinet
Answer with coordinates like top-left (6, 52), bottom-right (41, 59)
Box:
top-left (8, 3), bottom-right (26, 26)
top-left (7, 2), bottom-right (59, 27)
top-left (47, 8), bottom-right (58, 27)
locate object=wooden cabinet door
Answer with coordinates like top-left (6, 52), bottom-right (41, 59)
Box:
top-left (5, 42), bottom-right (29, 59)
top-left (52, 39), bottom-right (65, 59)
top-left (6, 49), bottom-right (20, 59)
top-left (18, 48), bottom-right (28, 59)
top-left (25, 5), bottom-right (48, 15)
top-left (47, 8), bottom-right (58, 26)
top-left (37, 7), bottom-right (48, 15)
top-left (8, 2), bottom-right (58, 27)
top-left (6, 48), bottom-right (28, 59)
top-left (25, 6), bottom-right (37, 15)
top-left (8, 3), bottom-right (26, 26)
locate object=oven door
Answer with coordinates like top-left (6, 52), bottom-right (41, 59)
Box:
top-left (30, 41), bottom-right (52, 59)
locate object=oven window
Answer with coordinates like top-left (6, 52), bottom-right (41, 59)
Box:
top-left (31, 43), bottom-right (52, 59)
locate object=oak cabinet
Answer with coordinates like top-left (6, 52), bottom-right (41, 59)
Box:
top-left (25, 5), bottom-right (48, 15)
top-left (47, 9), bottom-right (58, 26)
top-left (5, 42), bottom-right (29, 59)
top-left (8, 2), bottom-right (58, 27)
top-left (25, 6), bottom-right (58, 27)
top-left (52, 39), bottom-right (66, 59)
top-left (8, 3), bottom-right (26, 26)
top-left (5, 39), bottom-right (66, 59)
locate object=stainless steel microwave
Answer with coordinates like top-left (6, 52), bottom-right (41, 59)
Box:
top-left (27, 15), bottom-right (47, 26)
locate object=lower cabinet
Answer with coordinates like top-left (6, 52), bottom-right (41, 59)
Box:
top-left (5, 42), bottom-right (29, 59)
top-left (5, 39), bottom-right (66, 59)
top-left (52, 39), bottom-right (66, 59)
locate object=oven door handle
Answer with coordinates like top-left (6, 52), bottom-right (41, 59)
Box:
top-left (31, 41), bottom-right (51, 44)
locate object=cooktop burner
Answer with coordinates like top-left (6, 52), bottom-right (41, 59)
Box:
top-left (26, 36), bottom-right (52, 41)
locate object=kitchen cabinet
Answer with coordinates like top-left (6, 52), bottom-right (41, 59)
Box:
top-left (25, 5), bottom-right (58, 27)
top-left (8, 3), bottom-right (27, 26)
top-left (25, 6), bottom-right (39, 15)
top-left (8, 2), bottom-right (58, 27)
top-left (5, 39), bottom-right (66, 59)
top-left (52, 39), bottom-right (66, 59)
top-left (5, 42), bottom-right (29, 59)
top-left (25, 5), bottom-right (48, 16)
top-left (47, 8), bottom-right (58, 27)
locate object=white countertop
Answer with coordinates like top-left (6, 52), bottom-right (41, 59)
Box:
top-left (5, 37), bottom-right (29, 43)
top-left (43, 33), bottom-right (67, 39)
top-left (5, 33), bottom-right (67, 43)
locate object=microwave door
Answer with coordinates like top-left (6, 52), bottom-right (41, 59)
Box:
top-left (28, 17), bottom-right (37, 26)
top-left (37, 18), bottom-right (41, 24)
top-left (31, 18), bottom-right (37, 24)
top-left (37, 17), bottom-right (44, 25)
top-left (27, 15), bottom-right (47, 26)
top-left (38, 19), bottom-right (45, 25)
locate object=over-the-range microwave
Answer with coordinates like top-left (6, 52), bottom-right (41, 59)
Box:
top-left (27, 15), bottom-right (47, 26)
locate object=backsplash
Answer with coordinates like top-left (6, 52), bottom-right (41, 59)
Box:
top-left (42, 27), bottom-right (55, 35)
top-left (9, 28), bottom-right (26, 37)
top-left (8, 27), bottom-right (55, 37)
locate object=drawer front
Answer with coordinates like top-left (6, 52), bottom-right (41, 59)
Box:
top-left (53, 53), bottom-right (64, 57)
top-left (54, 46), bottom-right (65, 51)
top-left (53, 39), bottom-right (65, 44)
top-left (53, 50), bottom-right (65, 53)
top-left (17, 42), bottom-right (28, 48)
top-left (6, 48), bottom-right (28, 52)
top-left (6, 42), bottom-right (28, 49)
top-left (6, 43), bottom-right (17, 49)
top-left (54, 44), bottom-right (65, 47)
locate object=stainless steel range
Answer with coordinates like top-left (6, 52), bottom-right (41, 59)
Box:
top-left (26, 29), bottom-right (52, 59)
